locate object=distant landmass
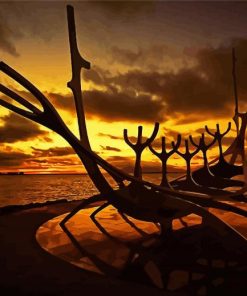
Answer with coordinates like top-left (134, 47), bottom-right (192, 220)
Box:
top-left (0, 172), bottom-right (24, 175)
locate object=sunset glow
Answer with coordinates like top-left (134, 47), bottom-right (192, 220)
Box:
top-left (1, 1), bottom-right (247, 174)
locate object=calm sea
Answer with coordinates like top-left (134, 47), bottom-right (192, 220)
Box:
top-left (2, 173), bottom-right (247, 239)
top-left (0, 173), bottom-right (173, 207)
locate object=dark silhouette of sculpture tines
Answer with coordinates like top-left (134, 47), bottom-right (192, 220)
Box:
top-left (0, 4), bottom-right (247, 290)
top-left (169, 124), bottom-right (244, 193)
top-left (205, 123), bottom-right (243, 178)
top-left (170, 47), bottom-right (246, 192)
top-left (123, 123), bottom-right (159, 179)
top-left (189, 132), bottom-right (243, 189)
top-left (149, 135), bottom-right (181, 188)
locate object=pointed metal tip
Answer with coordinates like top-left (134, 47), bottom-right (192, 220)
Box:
top-left (66, 5), bottom-right (74, 15)
top-left (67, 5), bottom-right (73, 10)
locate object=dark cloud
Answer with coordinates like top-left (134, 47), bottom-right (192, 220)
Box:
top-left (3, 40), bottom-right (247, 127)
top-left (83, 89), bottom-right (164, 122)
top-left (49, 89), bottom-right (164, 123)
top-left (0, 2), bottom-right (65, 44)
top-left (0, 150), bottom-right (31, 166)
top-left (0, 88), bottom-right (72, 115)
top-left (84, 38), bottom-right (247, 124)
top-left (186, 135), bottom-right (212, 148)
top-left (163, 127), bottom-right (183, 140)
top-left (105, 154), bottom-right (184, 175)
top-left (194, 126), bottom-right (236, 147)
top-left (110, 44), bottom-right (178, 69)
top-left (97, 132), bottom-right (151, 145)
top-left (83, 67), bottom-right (108, 86)
top-left (29, 159), bottom-right (47, 164)
top-left (86, 1), bottom-right (156, 18)
top-left (40, 158), bottom-right (79, 166)
top-left (195, 125), bottom-right (233, 135)
top-left (105, 155), bottom-right (134, 173)
top-left (25, 157), bottom-right (80, 168)
top-left (47, 92), bottom-right (75, 113)
top-left (105, 155), bottom-right (162, 174)
top-left (196, 38), bottom-right (247, 111)
top-left (31, 146), bottom-right (75, 157)
top-left (0, 0), bottom-right (154, 60)
top-left (0, 113), bottom-right (48, 143)
top-left (194, 128), bottom-right (207, 134)
top-left (8, 36), bottom-right (246, 125)
top-left (42, 136), bottom-right (53, 143)
top-left (111, 46), bottom-right (142, 66)
top-left (173, 114), bottom-right (214, 125)
top-left (150, 137), bottom-right (181, 152)
top-left (108, 68), bottom-right (232, 118)
top-left (100, 145), bottom-right (121, 152)
top-left (13, 89), bottom-right (43, 110)
top-left (97, 133), bottom-right (122, 140)
top-left (2, 86), bottom-right (163, 126)
top-left (0, 16), bottom-right (20, 56)
top-left (221, 136), bottom-right (235, 147)
top-left (109, 70), bottom-right (165, 96)
top-left (161, 128), bottom-right (203, 150)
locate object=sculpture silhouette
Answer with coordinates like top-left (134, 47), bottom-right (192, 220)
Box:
top-left (205, 123), bottom-right (243, 178)
top-left (0, 6), bottom-right (247, 285)
top-left (145, 130), bottom-right (246, 199)
top-left (169, 138), bottom-right (229, 195)
top-left (190, 132), bottom-right (244, 188)
top-left (124, 123), bottom-right (159, 179)
top-left (149, 135), bottom-right (181, 188)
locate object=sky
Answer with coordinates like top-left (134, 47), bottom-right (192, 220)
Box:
top-left (0, 0), bottom-right (247, 174)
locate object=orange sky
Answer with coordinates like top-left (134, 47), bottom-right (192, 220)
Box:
top-left (0, 1), bottom-right (247, 174)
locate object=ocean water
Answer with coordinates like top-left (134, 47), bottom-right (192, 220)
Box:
top-left (0, 173), bottom-right (169, 207)
top-left (1, 173), bottom-right (247, 238)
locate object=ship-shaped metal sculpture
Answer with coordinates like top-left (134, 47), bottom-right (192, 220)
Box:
top-left (0, 5), bottom-right (247, 293)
